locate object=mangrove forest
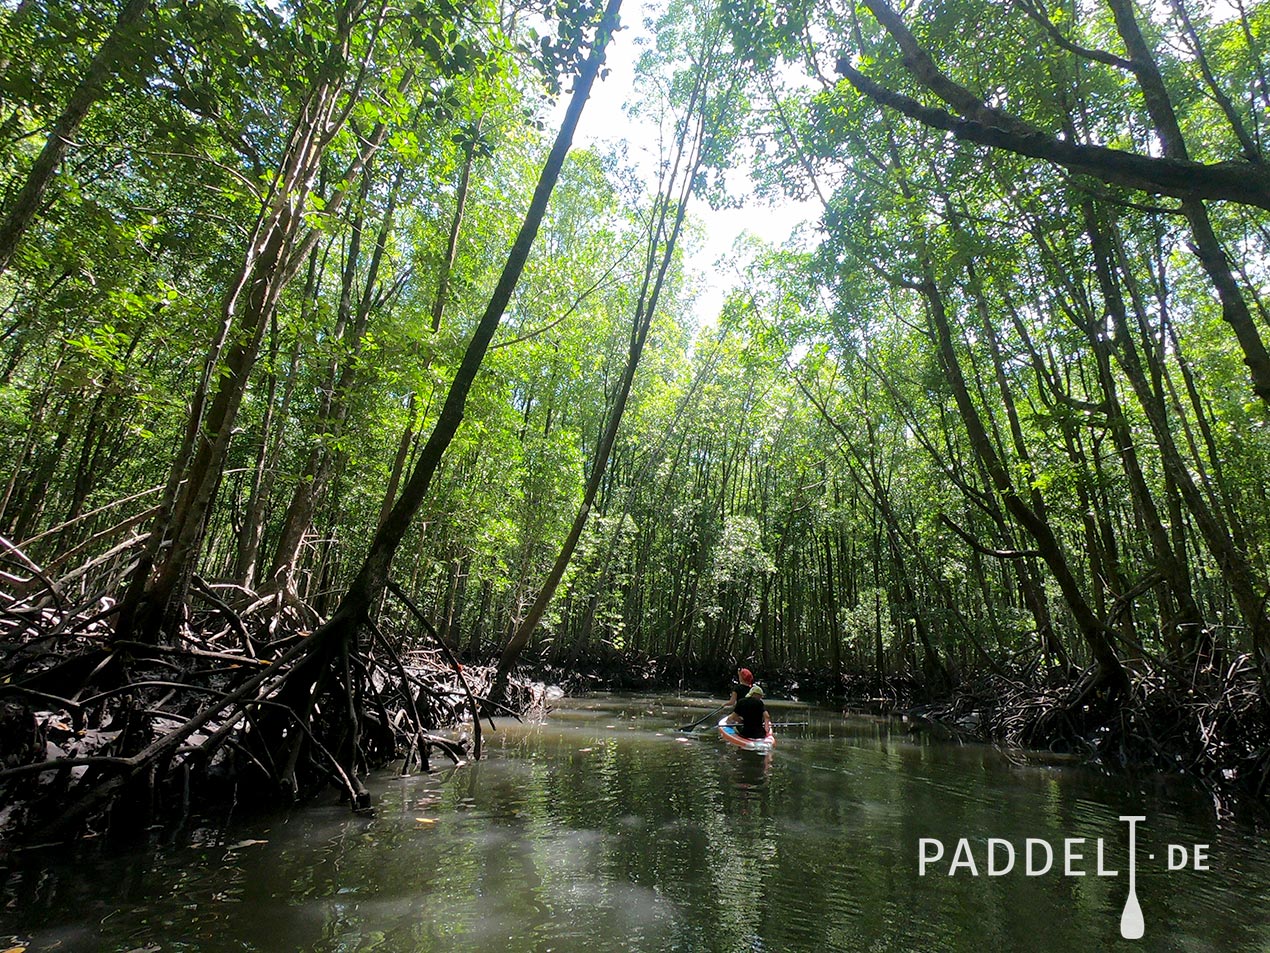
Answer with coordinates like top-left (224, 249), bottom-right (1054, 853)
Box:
top-left (2, 0), bottom-right (1270, 850)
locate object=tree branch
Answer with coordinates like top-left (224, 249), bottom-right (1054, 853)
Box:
top-left (836, 63), bottom-right (1270, 210)
top-left (939, 513), bottom-right (1041, 559)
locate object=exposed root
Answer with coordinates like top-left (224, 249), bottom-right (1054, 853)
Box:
top-left (907, 658), bottom-right (1270, 817)
top-left (0, 573), bottom-right (545, 850)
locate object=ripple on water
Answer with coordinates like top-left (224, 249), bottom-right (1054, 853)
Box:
top-left (3, 696), bottom-right (1270, 953)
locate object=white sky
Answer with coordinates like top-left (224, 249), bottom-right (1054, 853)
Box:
top-left (566, 0), bottom-right (822, 324)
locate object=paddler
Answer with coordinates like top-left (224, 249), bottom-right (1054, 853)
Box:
top-left (725, 667), bottom-right (755, 708)
top-left (726, 684), bottom-right (772, 740)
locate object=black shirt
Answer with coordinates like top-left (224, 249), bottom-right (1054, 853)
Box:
top-left (733, 694), bottom-right (767, 739)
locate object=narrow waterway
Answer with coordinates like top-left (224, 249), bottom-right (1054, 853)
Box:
top-left (3, 695), bottom-right (1267, 951)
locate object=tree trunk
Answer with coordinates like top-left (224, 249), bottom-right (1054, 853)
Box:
top-left (1085, 204), bottom-right (1269, 670)
top-left (306, 0), bottom-right (622, 669)
top-left (489, 36), bottom-right (716, 702)
top-left (268, 170), bottom-right (402, 590)
top-left (234, 308), bottom-right (297, 585)
top-left (1075, 201), bottom-right (1207, 660)
top-left (1105, 0), bottom-right (1270, 406)
top-left (919, 274), bottom-right (1125, 686)
top-left (119, 1), bottom-right (390, 640)
top-left (0, 0), bottom-right (150, 271)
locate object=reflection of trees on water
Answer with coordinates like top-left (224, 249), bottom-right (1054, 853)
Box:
top-left (7, 698), bottom-right (1270, 952)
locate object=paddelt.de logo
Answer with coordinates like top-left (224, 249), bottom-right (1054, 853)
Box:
top-left (917, 816), bottom-right (1211, 940)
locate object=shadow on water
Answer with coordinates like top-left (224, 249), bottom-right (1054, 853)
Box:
top-left (2, 693), bottom-right (1268, 952)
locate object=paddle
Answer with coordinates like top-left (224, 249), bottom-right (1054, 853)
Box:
top-left (679, 702), bottom-right (730, 732)
top-left (692, 719), bottom-right (807, 736)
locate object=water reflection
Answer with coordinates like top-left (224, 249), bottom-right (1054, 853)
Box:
top-left (728, 745), bottom-right (772, 797)
top-left (2, 696), bottom-right (1268, 952)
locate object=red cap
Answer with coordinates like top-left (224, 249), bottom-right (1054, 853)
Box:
top-left (738, 668), bottom-right (753, 686)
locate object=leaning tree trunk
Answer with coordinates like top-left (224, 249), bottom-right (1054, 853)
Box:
top-left (294, 0), bottom-right (623, 701)
top-left (1074, 201), bottom-right (1208, 662)
top-left (268, 170), bottom-right (402, 592)
top-left (117, 0), bottom-right (390, 641)
top-left (962, 259), bottom-right (1073, 670)
top-left (1085, 203), bottom-right (1270, 673)
top-left (1105, 0), bottom-right (1270, 406)
top-left (0, 0), bottom-right (150, 272)
top-left (488, 45), bottom-right (720, 704)
top-left (919, 273), bottom-right (1126, 688)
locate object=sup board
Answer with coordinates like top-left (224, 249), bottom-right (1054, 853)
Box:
top-left (718, 716), bottom-right (775, 752)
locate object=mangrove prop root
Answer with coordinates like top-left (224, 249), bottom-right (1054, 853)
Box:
top-left (905, 659), bottom-right (1270, 816)
top-left (0, 573), bottom-right (542, 848)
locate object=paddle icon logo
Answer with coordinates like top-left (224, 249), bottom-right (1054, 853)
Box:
top-left (917, 815), bottom-right (1213, 940)
top-left (1119, 816), bottom-right (1145, 939)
